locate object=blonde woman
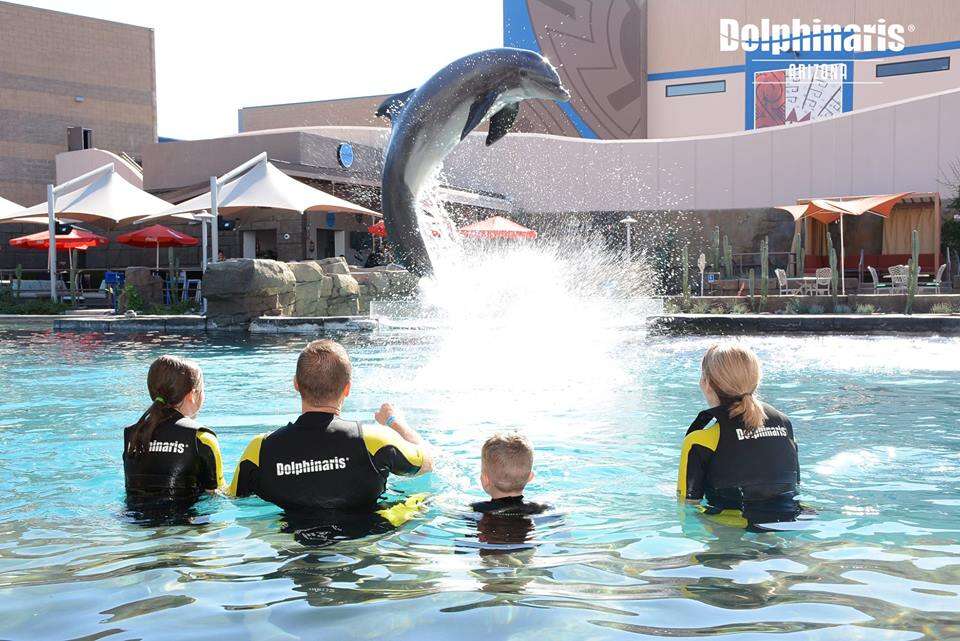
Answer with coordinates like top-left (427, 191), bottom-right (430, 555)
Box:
top-left (678, 343), bottom-right (800, 526)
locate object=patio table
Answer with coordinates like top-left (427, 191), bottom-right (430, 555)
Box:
top-left (787, 277), bottom-right (818, 295)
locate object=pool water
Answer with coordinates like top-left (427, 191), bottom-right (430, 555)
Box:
top-left (0, 329), bottom-right (958, 640)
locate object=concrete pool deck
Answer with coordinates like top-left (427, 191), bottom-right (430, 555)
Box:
top-left (648, 313), bottom-right (960, 335)
top-left (1, 313), bottom-right (959, 335)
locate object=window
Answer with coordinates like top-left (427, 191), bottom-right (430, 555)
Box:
top-left (666, 80), bottom-right (726, 97)
top-left (876, 56), bottom-right (950, 78)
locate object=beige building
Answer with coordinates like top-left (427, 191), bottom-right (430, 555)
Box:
top-left (242, 0), bottom-right (960, 142)
top-left (0, 2), bottom-right (157, 206)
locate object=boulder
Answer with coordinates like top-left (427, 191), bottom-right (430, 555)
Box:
top-left (316, 256), bottom-right (351, 275)
top-left (351, 266), bottom-right (420, 312)
top-left (287, 261), bottom-right (329, 316)
top-left (204, 259), bottom-right (296, 329)
top-left (204, 258), bottom-right (294, 298)
top-left (123, 267), bottom-right (163, 307)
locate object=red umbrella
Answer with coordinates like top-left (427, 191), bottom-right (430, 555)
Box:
top-left (368, 221), bottom-right (387, 237)
top-left (117, 224), bottom-right (199, 269)
top-left (460, 215), bottom-right (537, 240)
top-left (10, 227), bottom-right (108, 251)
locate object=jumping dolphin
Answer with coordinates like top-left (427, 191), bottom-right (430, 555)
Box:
top-left (377, 48), bottom-right (570, 276)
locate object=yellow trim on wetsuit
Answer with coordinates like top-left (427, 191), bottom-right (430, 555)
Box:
top-left (375, 493), bottom-right (429, 527)
top-left (677, 422), bottom-right (720, 499)
top-left (228, 433), bottom-right (266, 497)
top-left (197, 431), bottom-right (226, 491)
top-left (362, 423), bottom-right (425, 474)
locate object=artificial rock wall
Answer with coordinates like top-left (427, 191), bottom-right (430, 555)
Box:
top-left (203, 257), bottom-right (417, 329)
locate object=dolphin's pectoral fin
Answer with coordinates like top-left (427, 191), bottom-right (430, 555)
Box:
top-left (376, 88), bottom-right (416, 122)
top-left (461, 92), bottom-right (499, 141)
top-left (486, 103), bottom-right (520, 146)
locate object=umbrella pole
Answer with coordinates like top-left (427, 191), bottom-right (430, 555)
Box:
top-left (47, 184), bottom-right (57, 301)
top-left (840, 216), bottom-right (846, 295)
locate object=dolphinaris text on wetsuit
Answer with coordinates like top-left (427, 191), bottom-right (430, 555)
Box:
top-left (736, 426), bottom-right (788, 440)
top-left (276, 457), bottom-right (349, 476)
top-left (148, 440), bottom-right (186, 454)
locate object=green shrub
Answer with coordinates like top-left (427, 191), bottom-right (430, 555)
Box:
top-left (855, 303), bottom-right (876, 315)
top-left (806, 303), bottom-right (825, 314)
top-left (930, 302), bottom-right (955, 314)
top-left (943, 219), bottom-right (960, 256)
top-left (121, 283), bottom-right (145, 313)
top-left (662, 299), bottom-right (681, 314)
top-left (146, 300), bottom-right (199, 316)
top-left (783, 298), bottom-right (805, 315)
top-left (0, 286), bottom-right (69, 315)
top-left (707, 303), bottom-right (727, 314)
top-left (689, 300), bottom-right (711, 314)
top-left (832, 304), bottom-right (852, 314)
top-left (730, 302), bottom-right (749, 314)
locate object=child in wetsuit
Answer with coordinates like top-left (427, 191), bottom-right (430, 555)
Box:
top-left (471, 433), bottom-right (549, 546)
top-left (123, 355), bottom-right (225, 502)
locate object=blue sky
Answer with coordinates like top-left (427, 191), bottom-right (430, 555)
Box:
top-left (17, 0), bottom-right (503, 140)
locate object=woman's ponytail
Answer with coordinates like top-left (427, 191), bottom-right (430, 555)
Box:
top-left (701, 343), bottom-right (767, 432)
top-left (127, 356), bottom-right (203, 458)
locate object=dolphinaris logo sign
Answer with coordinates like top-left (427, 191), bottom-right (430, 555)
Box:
top-left (720, 18), bottom-right (907, 55)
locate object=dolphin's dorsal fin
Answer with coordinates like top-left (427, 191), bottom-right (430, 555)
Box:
top-left (461, 92), bottom-right (499, 141)
top-left (486, 103), bottom-right (520, 146)
top-left (376, 88), bottom-right (416, 122)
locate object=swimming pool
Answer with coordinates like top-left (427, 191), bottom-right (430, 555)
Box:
top-left (0, 329), bottom-right (958, 640)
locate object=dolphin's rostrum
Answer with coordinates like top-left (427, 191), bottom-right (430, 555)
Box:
top-left (377, 48), bottom-right (570, 276)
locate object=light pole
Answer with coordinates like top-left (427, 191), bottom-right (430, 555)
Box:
top-left (619, 216), bottom-right (637, 260)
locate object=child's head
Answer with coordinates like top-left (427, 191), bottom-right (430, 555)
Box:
top-left (480, 433), bottom-right (534, 498)
top-left (147, 354), bottom-right (204, 417)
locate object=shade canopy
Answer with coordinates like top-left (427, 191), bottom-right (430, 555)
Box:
top-left (460, 215), bottom-right (537, 239)
top-left (153, 159), bottom-right (380, 219)
top-left (117, 224), bottom-right (199, 248)
top-left (10, 227), bottom-right (108, 251)
top-left (776, 193), bottom-right (913, 223)
top-left (0, 171), bottom-right (171, 230)
top-left (0, 195), bottom-right (22, 217)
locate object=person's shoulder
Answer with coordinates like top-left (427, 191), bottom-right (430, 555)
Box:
top-left (683, 421), bottom-right (720, 449)
top-left (761, 402), bottom-right (791, 425)
top-left (173, 415), bottom-right (210, 434)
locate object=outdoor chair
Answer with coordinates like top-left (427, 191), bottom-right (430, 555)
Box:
top-left (775, 268), bottom-right (799, 295)
top-left (867, 266), bottom-right (891, 294)
top-left (888, 265), bottom-right (909, 294)
top-left (814, 268), bottom-right (832, 295)
top-left (920, 264), bottom-right (948, 294)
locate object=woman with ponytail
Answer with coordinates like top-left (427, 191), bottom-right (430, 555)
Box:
top-left (123, 355), bottom-right (225, 499)
top-left (677, 343), bottom-right (800, 526)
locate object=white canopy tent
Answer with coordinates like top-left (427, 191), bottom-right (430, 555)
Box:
top-left (140, 153), bottom-right (379, 265)
top-left (0, 195), bottom-right (22, 217)
top-left (0, 164), bottom-right (173, 299)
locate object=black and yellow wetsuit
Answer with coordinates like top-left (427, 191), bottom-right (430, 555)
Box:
top-left (469, 496), bottom-right (551, 548)
top-left (123, 413), bottom-right (225, 499)
top-left (678, 402), bottom-right (800, 525)
top-left (228, 411), bottom-right (425, 511)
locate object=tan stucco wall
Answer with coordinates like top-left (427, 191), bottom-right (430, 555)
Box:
top-left (0, 2), bottom-right (156, 205)
top-left (647, 73), bottom-right (744, 138)
top-left (240, 95), bottom-right (389, 133)
top-left (854, 52), bottom-right (960, 109)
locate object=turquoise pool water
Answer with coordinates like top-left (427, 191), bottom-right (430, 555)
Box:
top-left (0, 329), bottom-right (958, 640)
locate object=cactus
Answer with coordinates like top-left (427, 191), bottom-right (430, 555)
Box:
top-left (14, 263), bottom-right (22, 299)
top-left (790, 232), bottom-right (801, 277)
top-left (748, 267), bottom-right (756, 312)
top-left (759, 236), bottom-right (770, 312)
top-left (905, 229), bottom-right (920, 315)
top-left (722, 235), bottom-right (734, 278)
top-left (798, 234), bottom-right (805, 277)
top-left (711, 226), bottom-right (721, 272)
top-left (681, 244), bottom-right (690, 301)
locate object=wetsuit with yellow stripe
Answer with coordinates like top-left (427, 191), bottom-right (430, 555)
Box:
top-left (123, 413), bottom-right (225, 499)
top-left (229, 411), bottom-right (425, 511)
top-left (678, 402), bottom-right (800, 525)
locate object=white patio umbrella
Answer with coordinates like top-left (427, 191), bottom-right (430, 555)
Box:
top-left (139, 155), bottom-right (379, 265)
top-left (0, 195), bottom-right (22, 216)
top-left (0, 164), bottom-right (173, 299)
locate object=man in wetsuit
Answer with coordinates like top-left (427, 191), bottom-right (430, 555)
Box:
top-left (228, 339), bottom-right (433, 512)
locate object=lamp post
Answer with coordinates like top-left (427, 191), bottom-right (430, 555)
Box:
top-left (619, 216), bottom-right (637, 260)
